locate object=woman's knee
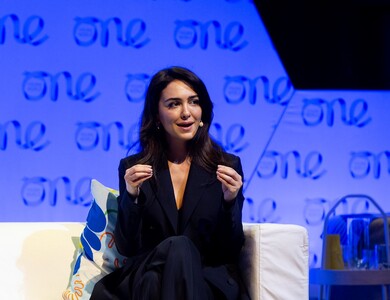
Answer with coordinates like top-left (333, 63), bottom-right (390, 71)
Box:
top-left (161, 235), bottom-right (199, 260)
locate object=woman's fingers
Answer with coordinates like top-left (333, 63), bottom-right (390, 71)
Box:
top-left (217, 165), bottom-right (242, 186)
top-left (124, 164), bottom-right (153, 196)
top-left (125, 165), bottom-right (153, 183)
top-left (216, 165), bottom-right (242, 201)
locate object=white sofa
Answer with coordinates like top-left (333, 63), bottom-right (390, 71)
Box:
top-left (0, 222), bottom-right (309, 300)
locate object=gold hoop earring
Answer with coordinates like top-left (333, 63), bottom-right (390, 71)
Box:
top-left (199, 121), bottom-right (204, 128)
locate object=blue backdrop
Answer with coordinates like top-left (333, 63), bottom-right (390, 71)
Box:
top-left (1, 0), bottom-right (389, 268)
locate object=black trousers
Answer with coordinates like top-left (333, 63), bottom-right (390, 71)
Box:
top-left (91, 236), bottom-right (238, 300)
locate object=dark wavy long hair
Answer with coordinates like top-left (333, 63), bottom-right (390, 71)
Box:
top-left (134, 66), bottom-right (231, 172)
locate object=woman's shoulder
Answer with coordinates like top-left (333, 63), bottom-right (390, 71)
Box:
top-left (222, 152), bottom-right (241, 164)
top-left (119, 152), bottom-right (143, 167)
top-left (220, 152), bottom-right (243, 174)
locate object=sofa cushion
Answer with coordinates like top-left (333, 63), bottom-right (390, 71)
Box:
top-left (63, 179), bottom-right (126, 299)
top-left (240, 223), bottom-right (309, 300)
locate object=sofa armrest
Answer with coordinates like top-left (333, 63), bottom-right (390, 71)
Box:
top-left (240, 223), bottom-right (309, 300)
top-left (0, 222), bottom-right (84, 300)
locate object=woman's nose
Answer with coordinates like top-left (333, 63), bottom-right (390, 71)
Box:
top-left (181, 104), bottom-right (190, 119)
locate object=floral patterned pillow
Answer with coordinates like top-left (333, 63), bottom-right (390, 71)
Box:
top-left (62, 179), bottom-right (126, 300)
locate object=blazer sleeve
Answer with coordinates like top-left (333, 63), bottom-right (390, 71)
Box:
top-left (114, 157), bottom-right (144, 257)
top-left (215, 155), bottom-right (245, 263)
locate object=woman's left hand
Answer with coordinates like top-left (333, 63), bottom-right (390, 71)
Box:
top-left (216, 165), bottom-right (243, 202)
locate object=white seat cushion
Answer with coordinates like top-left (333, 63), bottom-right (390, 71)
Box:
top-left (240, 223), bottom-right (309, 300)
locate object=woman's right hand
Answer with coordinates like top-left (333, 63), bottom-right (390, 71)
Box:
top-left (124, 164), bottom-right (153, 197)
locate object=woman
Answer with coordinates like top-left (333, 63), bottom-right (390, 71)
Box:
top-left (91, 66), bottom-right (247, 300)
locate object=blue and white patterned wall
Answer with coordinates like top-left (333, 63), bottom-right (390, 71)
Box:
top-left (1, 0), bottom-right (389, 268)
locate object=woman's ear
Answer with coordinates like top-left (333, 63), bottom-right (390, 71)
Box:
top-left (156, 115), bottom-right (161, 130)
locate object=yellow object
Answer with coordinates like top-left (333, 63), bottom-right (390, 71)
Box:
top-left (324, 234), bottom-right (344, 269)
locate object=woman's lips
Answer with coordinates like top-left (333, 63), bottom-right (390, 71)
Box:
top-left (177, 122), bottom-right (194, 131)
top-left (177, 122), bottom-right (193, 127)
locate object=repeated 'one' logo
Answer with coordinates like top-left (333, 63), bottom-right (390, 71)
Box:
top-left (0, 120), bottom-right (50, 151)
top-left (75, 121), bottom-right (139, 151)
top-left (0, 14), bottom-right (48, 46)
top-left (257, 150), bottom-right (327, 179)
top-left (244, 197), bottom-right (281, 223)
top-left (174, 20), bottom-right (248, 51)
top-left (302, 98), bottom-right (371, 127)
top-left (224, 75), bottom-right (293, 105)
top-left (22, 71), bottom-right (101, 102)
top-left (73, 17), bottom-right (150, 48)
top-left (21, 176), bottom-right (92, 207)
top-left (349, 151), bottom-right (390, 179)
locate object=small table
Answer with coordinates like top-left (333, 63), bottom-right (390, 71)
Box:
top-left (310, 268), bottom-right (390, 300)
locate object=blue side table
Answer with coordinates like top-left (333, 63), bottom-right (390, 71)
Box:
top-left (312, 194), bottom-right (390, 300)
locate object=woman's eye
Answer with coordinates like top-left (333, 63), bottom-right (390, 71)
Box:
top-left (167, 102), bottom-right (179, 108)
top-left (190, 99), bottom-right (200, 105)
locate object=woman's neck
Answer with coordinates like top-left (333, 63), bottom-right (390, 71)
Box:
top-left (167, 143), bottom-right (189, 165)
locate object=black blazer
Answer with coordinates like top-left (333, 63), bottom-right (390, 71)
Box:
top-left (115, 152), bottom-right (245, 264)
top-left (113, 153), bottom-right (246, 299)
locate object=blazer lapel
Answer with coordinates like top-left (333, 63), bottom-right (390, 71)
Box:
top-left (179, 163), bottom-right (216, 232)
top-left (156, 164), bottom-right (179, 234)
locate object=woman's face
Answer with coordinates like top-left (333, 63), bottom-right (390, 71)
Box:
top-left (158, 80), bottom-right (202, 147)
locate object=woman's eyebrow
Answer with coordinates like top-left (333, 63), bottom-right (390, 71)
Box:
top-left (163, 95), bottom-right (198, 102)
top-left (163, 97), bottom-right (181, 102)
